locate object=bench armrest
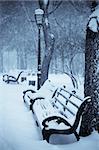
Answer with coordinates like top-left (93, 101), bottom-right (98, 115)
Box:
top-left (30, 97), bottom-right (45, 104)
top-left (23, 89), bottom-right (36, 95)
top-left (42, 116), bottom-right (71, 128)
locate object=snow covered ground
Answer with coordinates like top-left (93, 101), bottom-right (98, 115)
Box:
top-left (0, 74), bottom-right (99, 150)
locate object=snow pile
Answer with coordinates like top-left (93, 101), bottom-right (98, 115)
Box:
top-left (57, 131), bottom-right (99, 150)
top-left (88, 7), bottom-right (99, 32)
top-left (48, 74), bottom-right (74, 90)
top-left (0, 74), bottom-right (99, 149)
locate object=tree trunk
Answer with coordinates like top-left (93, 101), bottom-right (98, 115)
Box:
top-left (79, 1), bottom-right (99, 136)
top-left (40, 32), bottom-right (55, 85)
top-left (38, 0), bottom-right (55, 86)
top-left (80, 26), bottom-right (99, 136)
top-left (0, 50), bottom-right (3, 73)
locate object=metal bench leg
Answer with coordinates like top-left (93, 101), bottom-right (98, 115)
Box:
top-left (74, 131), bottom-right (80, 141)
top-left (42, 129), bottom-right (50, 143)
top-left (36, 121), bottom-right (39, 127)
top-left (30, 104), bottom-right (32, 110)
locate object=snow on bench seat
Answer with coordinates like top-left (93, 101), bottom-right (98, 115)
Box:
top-left (32, 97), bottom-right (67, 130)
top-left (23, 80), bottom-right (57, 109)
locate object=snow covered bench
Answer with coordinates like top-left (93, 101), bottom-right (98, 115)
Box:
top-left (30, 85), bottom-right (91, 143)
top-left (3, 71), bottom-right (23, 84)
top-left (23, 80), bottom-right (57, 109)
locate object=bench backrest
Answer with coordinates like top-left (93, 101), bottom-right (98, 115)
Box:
top-left (51, 86), bottom-right (84, 119)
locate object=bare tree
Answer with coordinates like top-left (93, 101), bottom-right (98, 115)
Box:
top-left (38, 0), bottom-right (55, 86)
top-left (38, 0), bottom-right (62, 86)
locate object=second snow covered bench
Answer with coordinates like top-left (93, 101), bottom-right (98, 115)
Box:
top-left (3, 71), bottom-right (23, 84)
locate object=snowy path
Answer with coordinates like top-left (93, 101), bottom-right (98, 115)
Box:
top-left (0, 82), bottom-right (58, 150)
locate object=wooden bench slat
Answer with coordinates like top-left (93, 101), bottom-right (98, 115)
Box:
top-left (55, 97), bottom-right (75, 116)
top-left (52, 102), bottom-right (68, 118)
top-left (61, 88), bottom-right (83, 102)
top-left (58, 92), bottom-right (79, 109)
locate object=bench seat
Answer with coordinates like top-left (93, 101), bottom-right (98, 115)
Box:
top-left (23, 80), bottom-right (57, 109)
top-left (32, 97), bottom-right (67, 130)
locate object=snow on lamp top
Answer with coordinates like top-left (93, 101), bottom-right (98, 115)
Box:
top-left (88, 7), bottom-right (99, 33)
top-left (35, 9), bottom-right (44, 25)
top-left (35, 9), bottom-right (44, 15)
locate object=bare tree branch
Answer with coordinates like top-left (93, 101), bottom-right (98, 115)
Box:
top-left (48, 1), bottom-right (63, 15)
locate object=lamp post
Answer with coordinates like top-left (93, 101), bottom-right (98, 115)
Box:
top-left (35, 9), bottom-right (44, 90)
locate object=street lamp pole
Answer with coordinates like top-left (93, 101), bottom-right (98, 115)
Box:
top-left (37, 25), bottom-right (41, 90)
top-left (35, 9), bottom-right (44, 90)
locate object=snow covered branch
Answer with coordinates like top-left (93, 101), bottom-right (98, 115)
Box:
top-left (88, 7), bottom-right (99, 32)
